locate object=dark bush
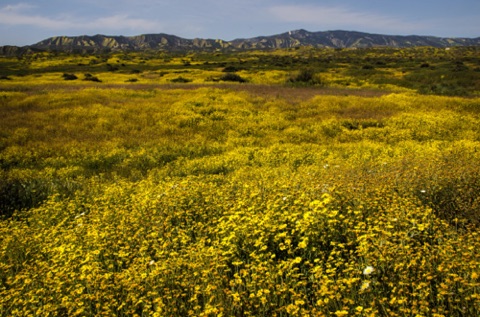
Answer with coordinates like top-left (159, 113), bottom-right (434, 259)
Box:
top-left (106, 64), bottom-right (119, 72)
top-left (170, 76), bottom-right (192, 83)
top-left (0, 179), bottom-right (49, 218)
top-left (222, 66), bottom-right (240, 72)
top-left (62, 73), bottom-right (78, 80)
top-left (219, 73), bottom-right (247, 83)
top-left (452, 61), bottom-right (468, 72)
top-left (83, 73), bottom-right (102, 82)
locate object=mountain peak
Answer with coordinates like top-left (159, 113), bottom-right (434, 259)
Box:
top-left (289, 29), bottom-right (310, 35)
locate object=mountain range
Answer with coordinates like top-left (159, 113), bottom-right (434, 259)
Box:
top-left (2, 29), bottom-right (480, 55)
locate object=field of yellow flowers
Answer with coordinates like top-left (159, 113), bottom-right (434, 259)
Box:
top-left (1, 48), bottom-right (480, 316)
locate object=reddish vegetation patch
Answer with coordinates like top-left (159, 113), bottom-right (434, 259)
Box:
top-left (120, 83), bottom-right (388, 100)
top-left (220, 84), bottom-right (387, 100)
top-left (10, 83), bottom-right (388, 100)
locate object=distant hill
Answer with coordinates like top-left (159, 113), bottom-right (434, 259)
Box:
top-left (2, 30), bottom-right (480, 55)
top-left (230, 29), bottom-right (480, 50)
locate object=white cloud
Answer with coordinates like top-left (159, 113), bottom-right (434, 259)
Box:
top-left (0, 3), bottom-right (162, 32)
top-left (269, 5), bottom-right (426, 34)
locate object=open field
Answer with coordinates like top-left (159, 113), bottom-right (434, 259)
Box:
top-left (1, 47), bottom-right (480, 316)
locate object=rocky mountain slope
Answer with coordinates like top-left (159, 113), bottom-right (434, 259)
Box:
top-left (2, 29), bottom-right (480, 55)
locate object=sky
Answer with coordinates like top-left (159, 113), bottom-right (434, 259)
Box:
top-left (1, 0), bottom-right (479, 46)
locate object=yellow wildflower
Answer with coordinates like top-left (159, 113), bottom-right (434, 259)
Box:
top-left (360, 280), bottom-right (371, 291)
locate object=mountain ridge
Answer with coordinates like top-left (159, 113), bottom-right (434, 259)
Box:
top-left (2, 30), bottom-right (480, 55)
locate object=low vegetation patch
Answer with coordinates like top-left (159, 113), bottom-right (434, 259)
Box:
top-left (170, 76), bottom-right (192, 83)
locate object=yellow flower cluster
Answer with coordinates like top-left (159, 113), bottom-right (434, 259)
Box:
top-left (1, 72), bottom-right (480, 316)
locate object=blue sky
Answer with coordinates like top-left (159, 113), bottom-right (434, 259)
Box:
top-left (1, 0), bottom-right (479, 46)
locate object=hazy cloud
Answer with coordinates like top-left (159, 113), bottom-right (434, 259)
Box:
top-left (2, 3), bottom-right (36, 12)
top-left (90, 15), bottom-right (163, 31)
top-left (0, 3), bottom-right (73, 28)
